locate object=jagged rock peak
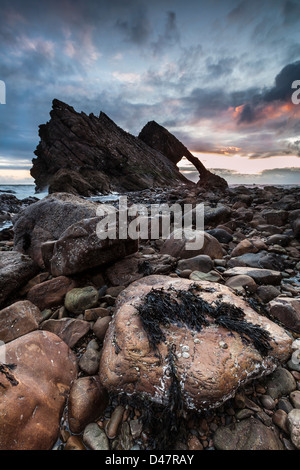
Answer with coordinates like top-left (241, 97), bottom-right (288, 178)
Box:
top-left (30, 99), bottom-right (226, 196)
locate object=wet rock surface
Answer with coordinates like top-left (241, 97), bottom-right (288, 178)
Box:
top-left (0, 183), bottom-right (300, 451)
top-left (0, 330), bottom-right (77, 450)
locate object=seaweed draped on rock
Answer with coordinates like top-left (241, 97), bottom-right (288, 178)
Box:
top-left (99, 275), bottom-right (292, 412)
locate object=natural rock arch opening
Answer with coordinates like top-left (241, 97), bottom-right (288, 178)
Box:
top-left (138, 121), bottom-right (228, 190)
top-left (176, 156), bottom-right (199, 183)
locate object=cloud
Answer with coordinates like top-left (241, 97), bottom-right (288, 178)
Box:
top-left (282, 0), bottom-right (300, 25)
top-left (115, 9), bottom-right (152, 45)
top-left (210, 167), bottom-right (300, 185)
top-left (237, 60), bottom-right (300, 124)
top-left (151, 11), bottom-right (180, 54)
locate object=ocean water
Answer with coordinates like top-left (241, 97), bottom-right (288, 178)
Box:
top-left (0, 185), bottom-right (48, 201)
top-left (1, 183), bottom-right (300, 202)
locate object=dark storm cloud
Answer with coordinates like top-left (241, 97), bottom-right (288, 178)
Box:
top-left (205, 57), bottom-right (235, 78)
top-left (1, 0), bottom-right (300, 181)
top-left (238, 60), bottom-right (300, 123)
top-left (115, 9), bottom-right (152, 45)
top-left (282, 0), bottom-right (300, 25)
top-left (151, 11), bottom-right (180, 54)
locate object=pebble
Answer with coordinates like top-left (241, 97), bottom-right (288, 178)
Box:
top-left (277, 397), bottom-right (294, 414)
top-left (106, 405), bottom-right (125, 439)
top-left (189, 270), bottom-right (222, 282)
top-left (84, 307), bottom-right (110, 321)
top-left (290, 390), bottom-right (300, 409)
top-left (264, 367), bottom-right (297, 399)
top-left (187, 435), bottom-right (203, 450)
top-left (79, 348), bottom-right (101, 375)
top-left (83, 423), bottom-right (110, 450)
top-left (272, 409), bottom-right (289, 434)
top-left (64, 435), bottom-right (86, 450)
top-left (259, 394), bottom-right (276, 410)
top-left (92, 315), bottom-right (112, 341)
top-left (65, 286), bottom-right (99, 315)
top-left (292, 339), bottom-right (300, 350)
top-left (235, 409), bottom-right (254, 420)
top-left (287, 350), bottom-right (300, 372)
top-left (129, 420), bottom-right (143, 439)
top-left (287, 409), bottom-right (300, 449)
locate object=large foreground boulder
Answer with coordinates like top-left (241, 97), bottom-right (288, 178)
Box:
top-left (99, 275), bottom-right (292, 411)
top-left (0, 330), bottom-right (77, 450)
top-left (13, 193), bottom-right (98, 267)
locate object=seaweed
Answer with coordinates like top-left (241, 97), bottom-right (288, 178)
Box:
top-left (137, 286), bottom-right (211, 351)
top-left (137, 288), bottom-right (273, 357)
top-left (119, 344), bottom-right (184, 450)
top-left (153, 345), bottom-right (184, 450)
top-left (211, 301), bottom-right (273, 357)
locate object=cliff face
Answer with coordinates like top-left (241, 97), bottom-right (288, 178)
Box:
top-left (30, 99), bottom-right (226, 196)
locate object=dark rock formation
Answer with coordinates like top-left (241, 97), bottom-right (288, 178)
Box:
top-left (30, 99), bottom-right (227, 196)
top-left (138, 121), bottom-right (228, 190)
top-left (31, 100), bottom-right (191, 196)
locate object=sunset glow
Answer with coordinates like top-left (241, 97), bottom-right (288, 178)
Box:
top-left (0, 0), bottom-right (300, 186)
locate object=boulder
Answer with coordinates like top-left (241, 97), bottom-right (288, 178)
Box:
top-left (42, 216), bottom-right (139, 276)
top-left (177, 255), bottom-right (213, 273)
top-left (160, 230), bottom-right (224, 260)
top-left (0, 301), bottom-right (42, 343)
top-left (268, 297), bottom-right (300, 333)
top-left (263, 367), bottom-right (296, 399)
top-left (228, 251), bottom-right (286, 271)
top-left (99, 275), bottom-right (292, 411)
top-left (230, 239), bottom-right (259, 258)
top-left (213, 418), bottom-right (283, 450)
top-left (266, 234), bottom-right (291, 247)
top-left (292, 218), bottom-right (300, 239)
top-left (223, 267), bottom-right (282, 285)
top-left (0, 251), bottom-right (39, 308)
top-left (105, 252), bottom-right (177, 287)
top-left (261, 209), bottom-right (288, 227)
top-left (204, 205), bottom-right (231, 226)
top-left (207, 228), bottom-right (233, 244)
top-left (41, 318), bottom-right (90, 348)
top-left (225, 275), bottom-right (257, 294)
top-left (68, 376), bottom-right (109, 434)
top-left (13, 193), bottom-right (98, 267)
top-left (256, 285), bottom-right (281, 303)
top-left (287, 409), bottom-right (300, 449)
top-left (64, 286), bottom-right (99, 315)
top-left (27, 276), bottom-right (77, 311)
top-left (0, 330), bottom-right (77, 450)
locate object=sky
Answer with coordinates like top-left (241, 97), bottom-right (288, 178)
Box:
top-left (0, 0), bottom-right (300, 185)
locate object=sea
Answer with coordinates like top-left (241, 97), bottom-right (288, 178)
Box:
top-left (0, 183), bottom-right (299, 231)
top-left (1, 183), bottom-right (300, 202)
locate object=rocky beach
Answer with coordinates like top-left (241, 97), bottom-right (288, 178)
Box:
top-left (0, 101), bottom-right (300, 452)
